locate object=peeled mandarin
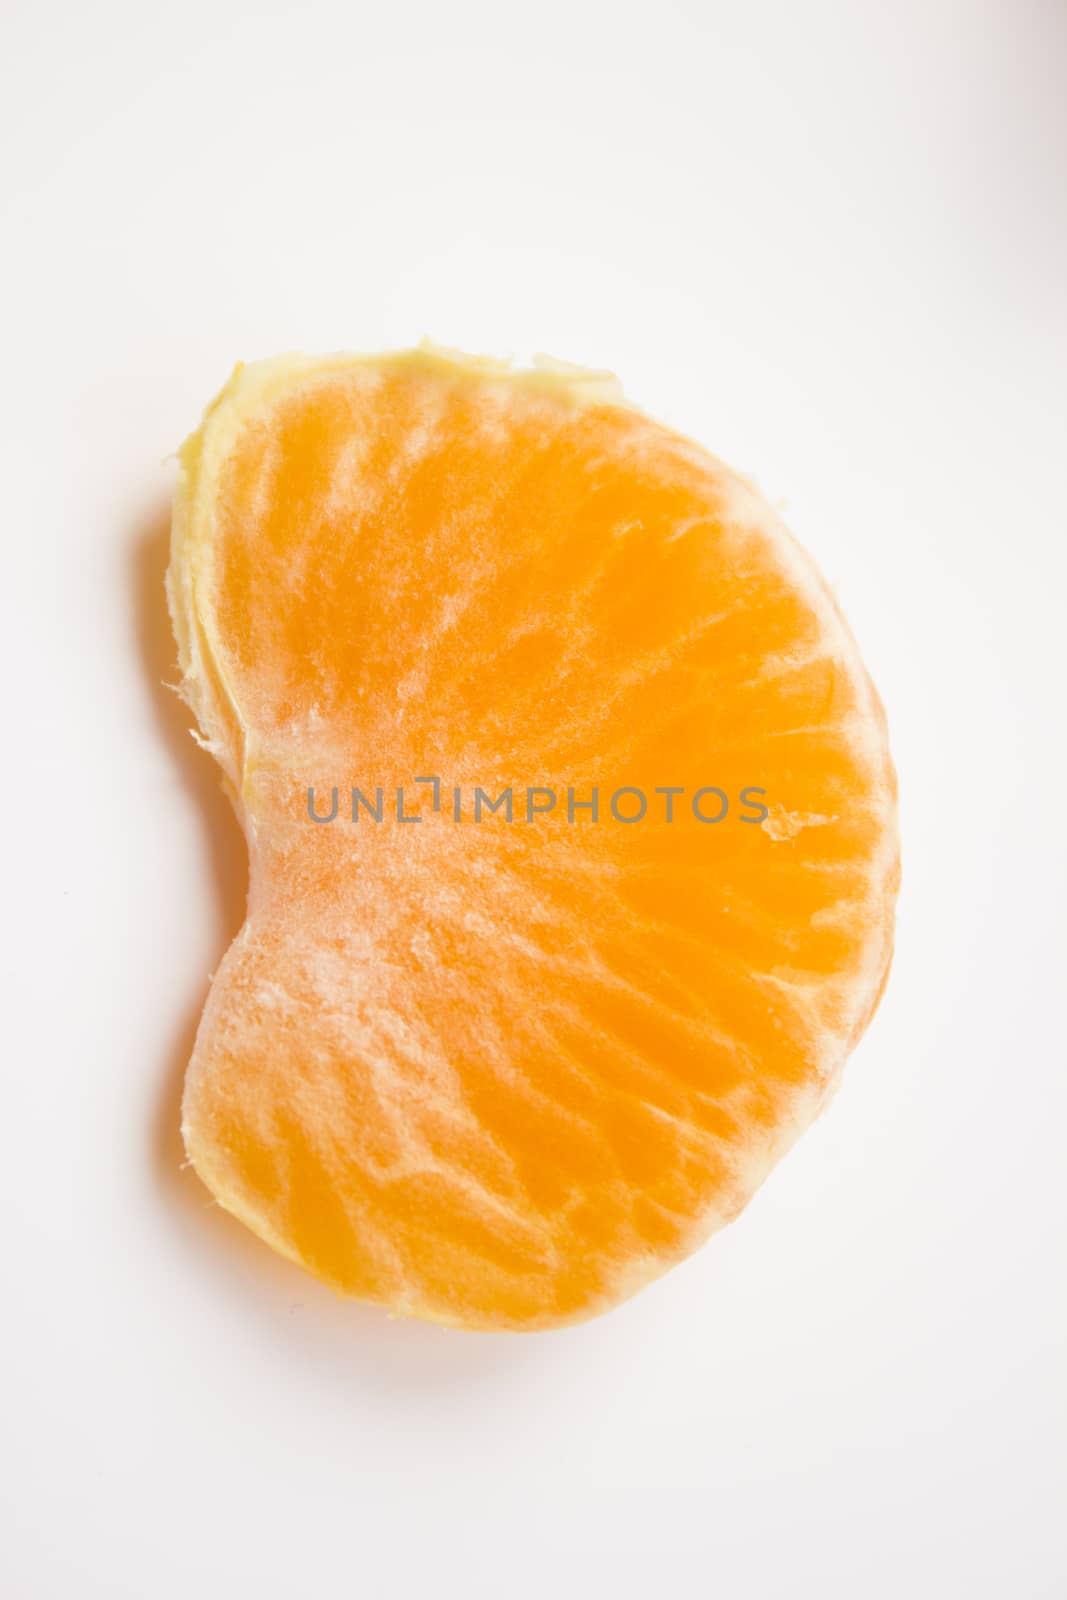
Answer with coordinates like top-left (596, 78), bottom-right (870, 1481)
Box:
top-left (168, 347), bottom-right (899, 1330)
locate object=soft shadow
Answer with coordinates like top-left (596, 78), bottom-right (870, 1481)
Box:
top-left (131, 497), bottom-right (540, 1386)
top-left (132, 501), bottom-right (247, 1192)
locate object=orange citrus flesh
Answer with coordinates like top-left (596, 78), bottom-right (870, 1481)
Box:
top-left (168, 348), bottom-right (898, 1330)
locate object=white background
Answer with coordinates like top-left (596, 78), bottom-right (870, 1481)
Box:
top-left (2, 2), bottom-right (1065, 1595)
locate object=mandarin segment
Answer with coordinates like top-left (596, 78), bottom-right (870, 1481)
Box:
top-left (168, 348), bottom-right (898, 1330)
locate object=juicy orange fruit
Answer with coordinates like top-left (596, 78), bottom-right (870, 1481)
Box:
top-left (168, 347), bottom-right (899, 1330)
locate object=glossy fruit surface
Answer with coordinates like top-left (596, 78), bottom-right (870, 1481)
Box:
top-left (168, 348), bottom-right (898, 1329)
